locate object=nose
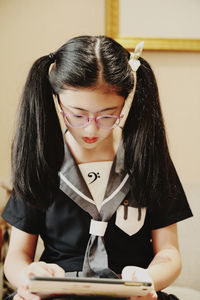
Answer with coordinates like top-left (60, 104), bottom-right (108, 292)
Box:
top-left (84, 118), bottom-right (98, 134)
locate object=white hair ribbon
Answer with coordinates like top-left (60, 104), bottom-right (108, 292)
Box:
top-left (129, 41), bottom-right (144, 72)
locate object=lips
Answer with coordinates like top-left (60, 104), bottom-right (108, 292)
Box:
top-left (83, 137), bottom-right (98, 144)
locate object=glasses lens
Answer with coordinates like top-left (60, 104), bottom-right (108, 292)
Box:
top-left (97, 116), bottom-right (119, 129)
top-left (63, 112), bottom-right (121, 129)
top-left (65, 113), bottom-right (88, 128)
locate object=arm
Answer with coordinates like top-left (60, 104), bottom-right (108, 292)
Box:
top-left (4, 226), bottom-right (38, 288)
top-left (147, 223), bottom-right (181, 291)
top-left (122, 223), bottom-right (181, 299)
top-left (4, 226), bottom-right (65, 289)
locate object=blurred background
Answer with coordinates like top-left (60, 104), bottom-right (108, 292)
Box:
top-left (0, 0), bottom-right (199, 206)
top-left (0, 0), bottom-right (200, 296)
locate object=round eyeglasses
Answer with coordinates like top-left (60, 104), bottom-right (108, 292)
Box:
top-left (61, 111), bottom-right (124, 129)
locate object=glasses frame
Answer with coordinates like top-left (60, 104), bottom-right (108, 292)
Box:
top-left (62, 111), bottom-right (124, 129)
top-left (56, 95), bottom-right (124, 130)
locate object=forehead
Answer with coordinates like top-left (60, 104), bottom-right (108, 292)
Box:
top-left (59, 88), bottom-right (124, 111)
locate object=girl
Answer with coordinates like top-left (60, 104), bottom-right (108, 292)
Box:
top-left (2, 35), bottom-right (192, 300)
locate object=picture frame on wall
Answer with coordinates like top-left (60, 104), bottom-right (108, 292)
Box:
top-left (106, 0), bottom-right (200, 51)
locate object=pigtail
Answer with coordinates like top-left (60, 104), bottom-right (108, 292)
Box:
top-left (12, 55), bottom-right (64, 210)
top-left (123, 58), bottom-right (171, 208)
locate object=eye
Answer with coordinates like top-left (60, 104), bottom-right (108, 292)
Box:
top-left (102, 116), bottom-right (111, 119)
top-left (100, 115), bottom-right (117, 119)
top-left (72, 114), bottom-right (86, 119)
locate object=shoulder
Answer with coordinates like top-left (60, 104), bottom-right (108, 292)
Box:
top-left (2, 191), bottom-right (44, 234)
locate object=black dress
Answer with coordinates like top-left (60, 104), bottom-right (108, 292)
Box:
top-left (2, 143), bottom-right (192, 300)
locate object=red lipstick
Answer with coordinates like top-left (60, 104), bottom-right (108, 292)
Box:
top-left (83, 137), bottom-right (98, 144)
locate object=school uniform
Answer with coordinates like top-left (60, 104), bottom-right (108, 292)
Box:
top-left (2, 141), bottom-right (192, 299)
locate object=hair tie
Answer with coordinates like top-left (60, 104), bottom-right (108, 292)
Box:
top-left (48, 52), bottom-right (56, 63)
top-left (129, 41), bottom-right (144, 72)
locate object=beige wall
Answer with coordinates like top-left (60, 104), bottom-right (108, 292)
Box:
top-left (143, 51), bottom-right (200, 183)
top-left (0, 0), bottom-right (199, 202)
top-left (0, 0), bottom-right (105, 183)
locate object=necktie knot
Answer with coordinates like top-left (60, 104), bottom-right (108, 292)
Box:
top-left (89, 219), bottom-right (108, 236)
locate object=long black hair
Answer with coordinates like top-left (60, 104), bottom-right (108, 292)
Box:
top-left (12, 35), bottom-right (175, 210)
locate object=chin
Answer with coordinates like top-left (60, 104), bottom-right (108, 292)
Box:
top-left (82, 142), bottom-right (98, 150)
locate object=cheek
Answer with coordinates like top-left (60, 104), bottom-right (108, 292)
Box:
top-left (67, 127), bottom-right (81, 138)
top-left (99, 129), bottom-right (113, 139)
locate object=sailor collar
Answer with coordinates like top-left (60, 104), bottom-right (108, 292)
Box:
top-left (59, 140), bottom-right (130, 221)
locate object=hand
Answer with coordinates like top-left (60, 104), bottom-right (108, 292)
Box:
top-left (23, 261), bottom-right (65, 278)
top-left (121, 266), bottom-right (157, 300)
top-left (13, 287), bottom-right (41, 300)
top-left (14, 261), bottom-right (65, 300)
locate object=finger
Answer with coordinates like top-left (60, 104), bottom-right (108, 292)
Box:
top-left (122, 266), bottom-right (140, 281)
top-left (13, 295), bottom-right (24, 300)
top-left (122, 266), bottom-right (136, 280)
top-left (47, 263), bottom-right (65, 277)
top-left (135, 292), bottom-right (157, 300)
top-left (148, 291), bottom-right (158, 299)
top-left (26, 262), bottom-right (54, 277)
top-left (17, 287), bottom-right (41, 300)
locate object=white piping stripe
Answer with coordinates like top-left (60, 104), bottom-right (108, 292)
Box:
top-left (59, 172), bottom-right (94, 205)
top-left (102, 173), bottom-right (129, 206)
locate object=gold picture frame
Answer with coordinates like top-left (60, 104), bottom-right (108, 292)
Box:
top-left (105, 0), bottom-right (200, 51)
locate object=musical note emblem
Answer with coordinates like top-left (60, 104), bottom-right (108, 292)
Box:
top-left (88, 172), bottom-right (100, 184)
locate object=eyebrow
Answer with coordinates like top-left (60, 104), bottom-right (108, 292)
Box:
top-left (67, 105), bottom-right (119, 112)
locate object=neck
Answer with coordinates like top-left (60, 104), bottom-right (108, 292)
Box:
top-left (65, 128), bottom-right (122, 164)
